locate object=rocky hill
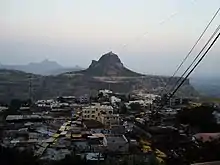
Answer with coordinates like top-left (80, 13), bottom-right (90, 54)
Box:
top-left (75, 52), bottom-right (143, 77)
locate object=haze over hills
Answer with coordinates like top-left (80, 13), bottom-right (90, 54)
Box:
top-left (0, 52), bottom-right (199, 102)
top-left (0, 60), bottom-right (83, 75)
top-left (191, 77), bottom-right (220, 98)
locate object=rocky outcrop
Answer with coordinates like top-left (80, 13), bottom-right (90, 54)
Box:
top-left (77, 52), bottom-right (143, 77)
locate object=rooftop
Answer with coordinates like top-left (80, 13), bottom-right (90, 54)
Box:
top-left (86, 153), bottom-right (105, 161)
top-left (105, 135), bottom-right (128, 143)
top-left (194, 133), bottom-right (220, 142)
top-left (6, 115), bottom-right (42, 121)
top-left (191, 161), bottom-right (220, 165)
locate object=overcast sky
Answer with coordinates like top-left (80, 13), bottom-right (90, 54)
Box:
top-left (0, 0), bottom-right (220, 77)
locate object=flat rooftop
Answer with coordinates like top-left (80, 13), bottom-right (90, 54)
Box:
top-left (6, 115), bottom-right (42, 121)
top-left (105, 135), bottom-right (128, 143)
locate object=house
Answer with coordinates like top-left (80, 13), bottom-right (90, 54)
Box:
top-left (193, 133), bottom-right (220, 142)
top-left (103, 134), bottom-right (129, 153)
top-left (78, 95), bottom-right (90, 103)
top-left (110, 96), bottom-right (121, 105)
top-left (99, 114), bottom-right (120, 126)
top-left (85, 153), bottom-right (105, 161)
top-left (191, 161), bottom-right (220, 165)
top-left (99, 89), bottom-right (113, 96)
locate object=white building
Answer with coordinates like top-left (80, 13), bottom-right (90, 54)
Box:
top-left (128, 100), bottom-right (152, 106)
top-left (110, 96), bottom-right (121, 105)
top-left (99, 89), bottom-right (113, 96)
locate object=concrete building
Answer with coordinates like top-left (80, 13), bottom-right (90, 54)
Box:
top-left (99, 89), bottom-right (113, 96)
top-left (82, 103), bottom-right (119, 126)
top-left (78, 95), bottom-right (90, 103)
top-left (103, 135), bottom-right (129, 153)
top-left (99, 114), bottom-right (120, 126)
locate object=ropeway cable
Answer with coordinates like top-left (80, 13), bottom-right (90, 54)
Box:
top-left (160, 7), bottom-right (220, 95)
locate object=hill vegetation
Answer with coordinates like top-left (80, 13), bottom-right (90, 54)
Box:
top-left (0, 53), bottom-right (198, 102)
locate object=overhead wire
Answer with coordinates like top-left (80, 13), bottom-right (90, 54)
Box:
top-left (169, 24), bottom-right (220, 94)
top-left (169, 30), bottom-right (220, 99)
top-left (157, 25), bottom-right (220, 111)
top-left (115, 0), bottom-right (197, 53)
top-left (160, 7), bottom-right (220, 95)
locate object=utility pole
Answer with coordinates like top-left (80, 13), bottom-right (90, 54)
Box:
top-left (29, 74), bottom-right (33, 103)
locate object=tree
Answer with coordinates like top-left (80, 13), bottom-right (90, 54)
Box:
top-left (176, 105), bottom-right (220, 132)
top-left (119, 102), bottom-right (127, 114)
top-left (130, 103), bottom-right (142, 111)
top-left (98, 92), bottom-right (104, 98)
top-left (6, 99), bottom-right (22, 116)
top-left (0, 146), bottom-right (39, 165)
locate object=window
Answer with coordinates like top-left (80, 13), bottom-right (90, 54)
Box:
top-left (106, 117), bottom-right (109, 119)
top-left (96, 108), bottom-right (98, 111)
top-left (92, 111), bottom-right (95, 113)
top-left (84, 115), bottom-right (86, 118)
top-left (92, 115), bottom-right (95, 118)
top-left (87, 115), bottom-right (90, 118)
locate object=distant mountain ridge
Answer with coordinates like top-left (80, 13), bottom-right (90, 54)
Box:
top-left (76, 52), bottom-right (143, 77)
top-left (0, 60), bottom-right (83, 75)
top-left (191, 77), bottom-right (220, 98)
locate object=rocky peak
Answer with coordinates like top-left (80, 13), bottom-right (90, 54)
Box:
top-left (88, 51), bottom-right (124, 69)
top-left (79, 52), bottom-right (142, 77)
top-left (98, 51), bottom-right (122, 65)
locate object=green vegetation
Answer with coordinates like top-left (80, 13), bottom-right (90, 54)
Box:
top-left (177, 105), bottom-right (220, 132)
top-left (0, 69), bottom-right (197, 103)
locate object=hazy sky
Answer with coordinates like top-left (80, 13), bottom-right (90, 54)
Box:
top-left (0, 0), bottom-right (220, 77)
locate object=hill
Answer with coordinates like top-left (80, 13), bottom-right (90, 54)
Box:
top-left (0, 69), bottom-right (41, 102)
top-left (49, 66), bottom-right (84, 75)
top-left (75, 52), bottom-right (143, 77)
top-left (0, 60), bottom-right (83, 75)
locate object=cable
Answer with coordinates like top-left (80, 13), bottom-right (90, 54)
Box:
top-left (115, 0), bottom-right (197, 53)
top-left (157, 25), bottom-right (220, 111)
top-left (169, 24), bottom-right (220, 94)
top-left (160, 7), bottom-right (220, 95)
top-left (169, 31), bottom-right (220, 99)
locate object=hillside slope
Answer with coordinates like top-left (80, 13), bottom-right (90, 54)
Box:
top-left (0, 53), bottom-right (198, 102)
